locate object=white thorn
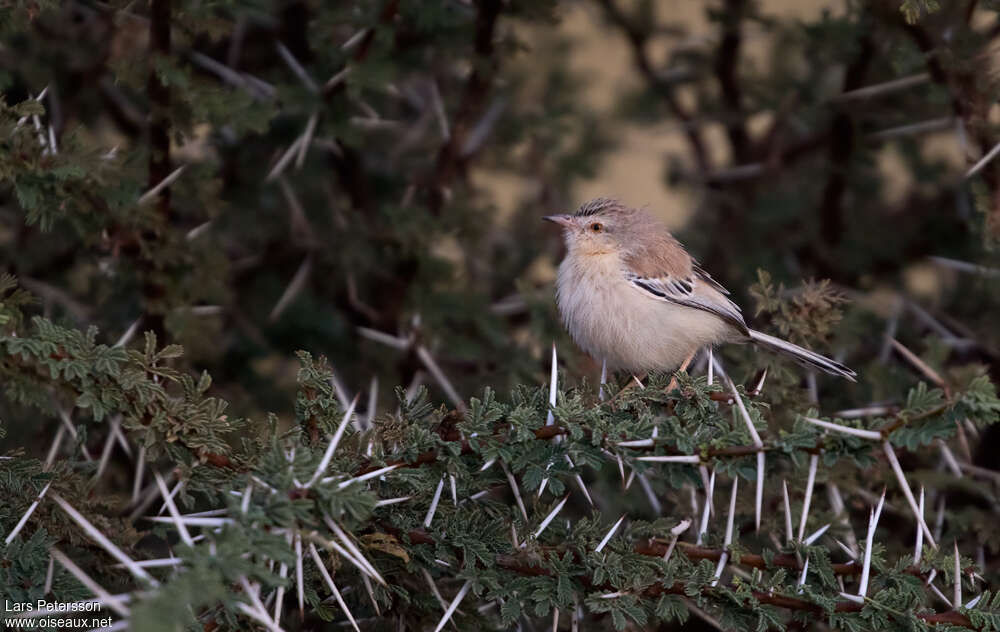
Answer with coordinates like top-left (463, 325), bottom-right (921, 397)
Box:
top-left (274, 534), bottom-right (289, 623)
top-left (546, 343), bottom-right (557, 425)
top-left (712, 553), bottom-right (728, 587)
top-left (637, 455), bottom-right (700, 464)
top-left (295, 111), bottom-right (318, 169)
top-left (755, 452), bottom-right (764, 532)
top-left (914, 486), bottom-right (925, 565)
top-left (781, 480), bottom-right (793, 542)
top-left (275, 42), bottom-right (318, 92)
top-left (43, 555), bottom-right (54, 594)
top-left (882, 441), bottom-right (937, 549)
top-left (954, 541), bottom-right (962, 607)
top-left (50, 493), bottom-right (157, 586)
top-left (826, 483), bottom-right (859, 558)
top-left (698, 470), bottom-right (716, 546)
top-left (595, 515), bottom-right (626, 553)
top-left (357, 326), bottom-right (411, 350)
top-left (155, 479), bottom-right (183, 516)
top-left (154, 472), bottom-right (194, 547)
top-left (833, 538), bottom-right (857, 560)
top-left (712, 479), bottom-right (738, 585)
top-left (5, 482), bottom-right (51, 545)
top-left (566, 456), bottom-right (594, 506)
top-left (858, 490), bottom-right (886, 598)
top-left (965, 138), bottom-right (1000, 179)
top-left (801, 416), bottom-right (882, 440)
top-left (322, 516), bottom-right (386, 585)
top-left (49, 548), bottom-right (130, 617)
top-left (937, 440), bottom-right (964, 478)
top-left (336, 464), bottom-right (400, 489)
top-left (44, 424), bottom-right (65, 471)
top-left (375, 496), bottom-right (411, 507)
top-left (138, 165), bottom-right (186, 205)
top-left (928, 580), bottom-right (953, 608)
top-left (797, 556), bottom-right (810, 589)
top-left (699, 466), bottom-right (713, 515)
top-left (538, 462), bottom-right (552, 499)
top-left (501, 462), bottom-right (529, 522)
top-left (114, 318), bottom-right (142, 348)
top-left (798, 454), bottom-right (818, 541)
top-left (416, 345), bottom-right (465, 411)
top-left (131, 446), bottom-right (146, 504)
top-left (599, 359), bottom-right (608, 401)
top-left (295, 533), bottom-right (305, 617)
top-left (618, 438), bottom-right (655, 448)
top-left (366, 375), bottom-right (379, 430)
top-left (636, 472), bottom-right (662, 515)
top-left (145, 516), bottom-right (233, 527)
top-left (241, 481), bottom-right (253, 515)
top-left (728, 377), bottom-right (762, 447)
top-left (433, 580), bottom-right (472, 632)
top-left (422, 567), bottom-right (450, 613)
top-left (534, 496), bottom-right (569, 540)
top-left (724, 479), bottom-right (738, 547)
top-left (424, 477), bottom-right (445, 528)
top-left (307, 395), bottom-right (360, 488)
top-left (803, 523), bottom-right (831, 546)
top-left (707, 348), bottom-right (714, 386)
top-left (308, 543), bottom-right (361, 632)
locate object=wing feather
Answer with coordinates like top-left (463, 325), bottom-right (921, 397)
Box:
top-left (621, 223), bottom-right (748, 334)
top-left (623, 269), bottom-right (748, 335)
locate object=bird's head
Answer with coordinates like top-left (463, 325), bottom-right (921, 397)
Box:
top-left (543, 197), bottom-right (638, 256)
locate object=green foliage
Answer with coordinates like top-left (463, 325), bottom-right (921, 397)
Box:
top-left (3, 296), bottom-right (1000, 629)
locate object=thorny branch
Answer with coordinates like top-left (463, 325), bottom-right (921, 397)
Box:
top-left (595, 0), bottom-right (711, 173)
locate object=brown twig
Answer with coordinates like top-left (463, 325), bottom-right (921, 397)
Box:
top-left (595, 0), bottom-right (710, 172)
top-left (424, 0), bottom-right (502, 212)
top-left (487, 540), bottom-right (974, 627)
top-left (713, 0), bottom-right (751, 164)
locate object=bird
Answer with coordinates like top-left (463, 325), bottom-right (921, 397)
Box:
top-left (544, 197), bottom-right (856, 381)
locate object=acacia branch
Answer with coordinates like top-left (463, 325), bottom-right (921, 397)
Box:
top-left (596, 0), bottom-right (711, 173)
top-left (425, 0), bottom-right (503, 212)
top-left (713, 0), bottom-right (751, 164)
top-left (488, 542), bottom-right (974, 628)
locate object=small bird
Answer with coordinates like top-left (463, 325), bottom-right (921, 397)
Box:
top-left (545, 197), bottom-right (856, 381)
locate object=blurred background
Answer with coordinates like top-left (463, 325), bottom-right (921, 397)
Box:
top-left (3, 0), bottom-right (1000, 435)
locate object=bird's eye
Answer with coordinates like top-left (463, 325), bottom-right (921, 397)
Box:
top-left (590, 223), bottom-right (603, 232)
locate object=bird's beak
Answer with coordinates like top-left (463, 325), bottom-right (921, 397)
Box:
top-left (543, 214), bottom-right (574, 228)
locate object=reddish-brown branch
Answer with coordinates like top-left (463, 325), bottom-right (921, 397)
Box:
top-left (818, 29), bottom-right (874, 261)
top-left (425, 0), bottom-right (502, 212)
top-left (713, 0), bottom-right (751, 164)
top-left (141, 0), bottom-right (172, 342)
top-left (595, 0), bottom-right (711, 173)
top-left (490, 544), bottom-right (973, 627)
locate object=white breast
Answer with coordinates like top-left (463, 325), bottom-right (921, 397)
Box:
top-left (555, 252), bottom-right (732, 373)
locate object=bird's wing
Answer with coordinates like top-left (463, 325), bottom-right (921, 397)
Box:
top-left (692, 261), bottom-right (730, 295)
top-left (623, 244), bottom-right (748, 334)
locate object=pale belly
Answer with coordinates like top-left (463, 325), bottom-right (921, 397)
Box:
top-left (556, 255), bottom-right (735, 373)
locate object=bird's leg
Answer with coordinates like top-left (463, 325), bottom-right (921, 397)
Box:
top-left (665, 350), bottom-right (697, 393)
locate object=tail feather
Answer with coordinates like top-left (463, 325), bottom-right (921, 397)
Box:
top-left (748, 329), bottom-right (857, 382)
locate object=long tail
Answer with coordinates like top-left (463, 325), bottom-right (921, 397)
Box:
top-left (748, 329), bottom-right (857, 381)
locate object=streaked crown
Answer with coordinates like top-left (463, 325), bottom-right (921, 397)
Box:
top-left (574, 197), bottom-right (623, 217)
